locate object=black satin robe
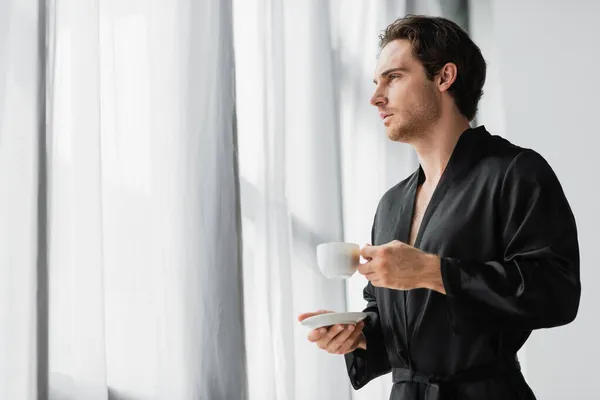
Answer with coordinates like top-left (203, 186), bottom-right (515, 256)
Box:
top-left (344, 126), bottom-right (581, 400)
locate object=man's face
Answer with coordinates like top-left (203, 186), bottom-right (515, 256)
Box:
top-left (371, 39), bottom-right (441, 142)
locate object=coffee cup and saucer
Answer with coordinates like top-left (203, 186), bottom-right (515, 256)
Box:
top-left (298, 242), bottom-right (368, 330)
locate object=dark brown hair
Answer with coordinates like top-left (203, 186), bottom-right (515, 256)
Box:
top-left (378, 15), bottom-right (486, 121)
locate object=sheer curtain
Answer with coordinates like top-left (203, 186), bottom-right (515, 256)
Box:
top-left (234, 1), bottom-right (349, 399)
top-left (2, 0), bottom-right (245, 399)
top-left (0, 1), bottom-right (45, 399)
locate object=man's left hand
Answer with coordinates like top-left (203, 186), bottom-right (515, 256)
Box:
top-left (358, 241), bottom-right (446, 294)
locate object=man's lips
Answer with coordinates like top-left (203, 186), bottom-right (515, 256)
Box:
top-left (379, 112), bottom-right (392, 120)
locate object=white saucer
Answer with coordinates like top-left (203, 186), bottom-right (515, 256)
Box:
top-left (299, 312), bottom-right (368, 330)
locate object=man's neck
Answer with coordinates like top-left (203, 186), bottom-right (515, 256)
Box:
top-left (412, 116), bottom-right (471, 187)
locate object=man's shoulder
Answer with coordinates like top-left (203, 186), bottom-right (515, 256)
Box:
top-left (476, 130), bottom-right (546, 176)
top-left (481, 131), bottom-right (525, 162)
top-left (473, 130), bottom-right (558, 195)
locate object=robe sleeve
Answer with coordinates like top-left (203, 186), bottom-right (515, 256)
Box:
top-left (344, 281), bottom-right (391, 389)
top-left (441, 150), bottom-right (581, 333)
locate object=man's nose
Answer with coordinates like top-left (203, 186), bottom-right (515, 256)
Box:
top-left (370, 87), bottom-right (387, 107)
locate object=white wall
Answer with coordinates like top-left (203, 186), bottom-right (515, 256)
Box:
top-left (471, 1), bottom-right (600, 399)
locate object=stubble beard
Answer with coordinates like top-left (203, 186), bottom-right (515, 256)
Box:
top-left (387, 86), bottom-right (441, 143)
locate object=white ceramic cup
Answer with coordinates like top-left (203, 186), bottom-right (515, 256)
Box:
top-left (316, 242), bottom-right (360, 279)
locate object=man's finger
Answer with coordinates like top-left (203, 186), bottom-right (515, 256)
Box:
top-left (330, 321), bottom-right (365, 354)
top-left (307, 327), bottom-right (329, 342)
top-left (298, 309), bottom-right (332, 322)
top-left (316, 324), bottom-right (344, 349)
top-left (337, 329), bottom-right (364, 354)
top-left (357, 261), bottom-right (374, 276)
top-left (327, 324), bottom-right (356, 353)
top-left (360, 244), bottom-right (378, 260)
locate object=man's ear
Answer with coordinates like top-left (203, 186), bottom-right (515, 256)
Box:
top-left (437, 63), bottom-right (458, 92)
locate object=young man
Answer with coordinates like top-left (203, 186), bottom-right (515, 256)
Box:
top-left (298, 15), bottom-right (581, 400)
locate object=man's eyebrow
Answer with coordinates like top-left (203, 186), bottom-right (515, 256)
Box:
top-left (373, 67), bottom-right (409, 84)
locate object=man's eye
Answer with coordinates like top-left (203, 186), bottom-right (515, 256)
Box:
top-left (389, 75), bottom-right (401, 80)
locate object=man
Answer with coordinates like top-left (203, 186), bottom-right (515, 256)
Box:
top-left (298, 15), bottom-right (581, 400)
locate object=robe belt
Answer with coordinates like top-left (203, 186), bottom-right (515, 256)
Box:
top-left (392, 356), bottom-right (521, 400)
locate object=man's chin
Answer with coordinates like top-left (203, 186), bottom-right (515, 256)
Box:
top-left (386, 128), bottom-right (411, 143)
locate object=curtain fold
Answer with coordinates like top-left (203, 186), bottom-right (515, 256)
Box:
top-left (285, 2), bottom-right (351, 399)
top-left (234, 0), bottom-right (350, 399)
top-left (47, 1), bottom-right (107, 398)
top-left (0, 1), bottom-right (45, 399)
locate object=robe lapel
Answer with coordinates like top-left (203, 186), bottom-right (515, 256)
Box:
top-left (412, 126), bottom-right (488, 249)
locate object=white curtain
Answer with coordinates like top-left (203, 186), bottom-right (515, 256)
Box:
top-left (0, 1), bottom-right (45, 399)
top-left (2, 0), bottom-right (245, 399)
top-left (234, 0), bottom-right (349, 399)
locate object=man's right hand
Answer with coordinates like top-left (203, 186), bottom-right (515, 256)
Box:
top-left (298, 310), bottom-right (367, 355)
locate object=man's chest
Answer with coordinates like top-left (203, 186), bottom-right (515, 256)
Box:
top-left (408, 185), bottom-right (433, 247)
